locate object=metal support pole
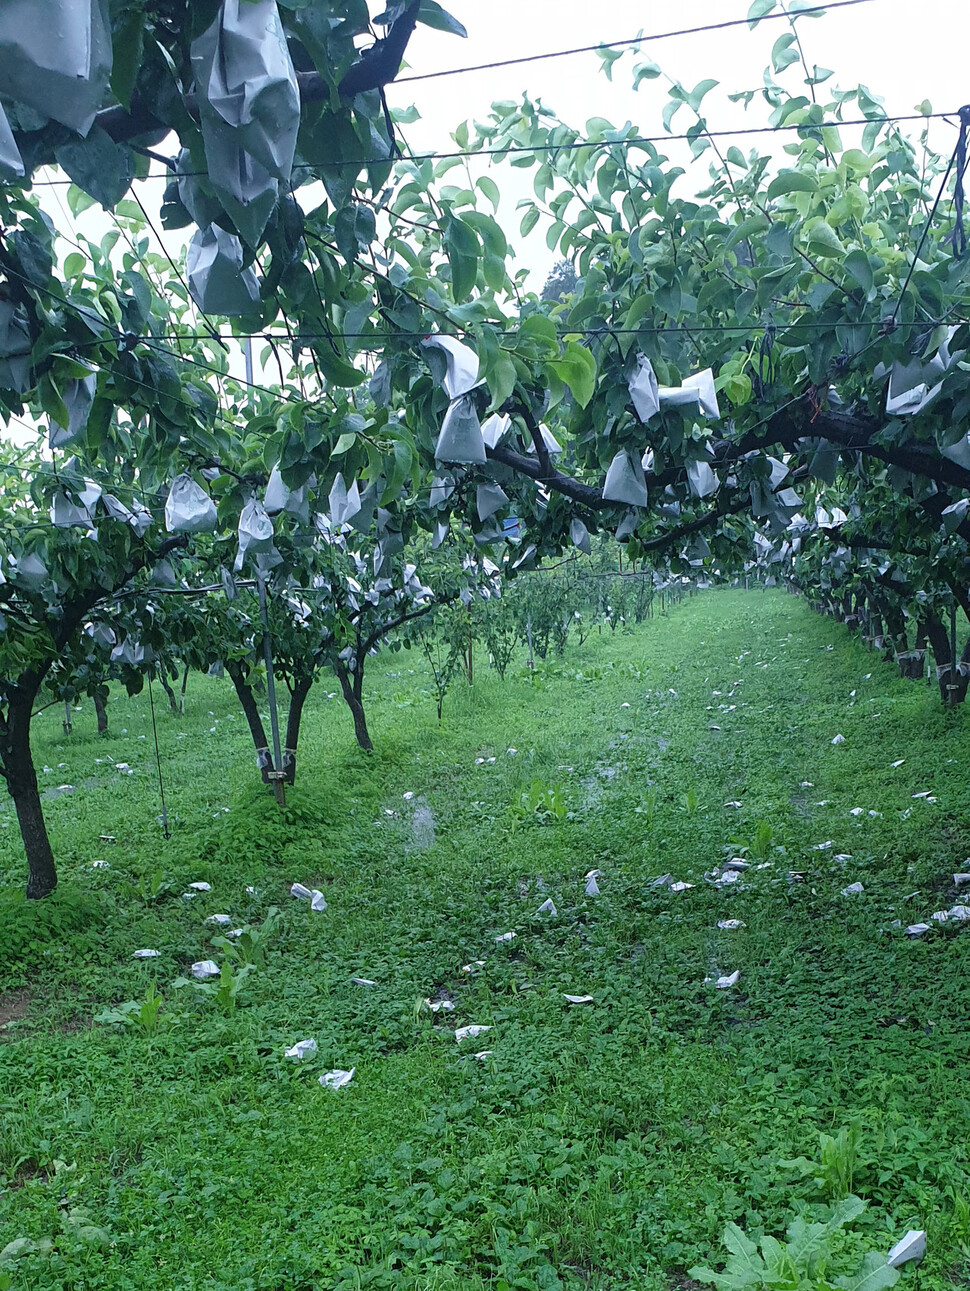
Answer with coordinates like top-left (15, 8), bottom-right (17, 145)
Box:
top-left (62, 699), bottom-right (72, 735)
top-left (949, 599), bottom-right (959, 707)
top-left (258, 573), bottom-right (286, 805)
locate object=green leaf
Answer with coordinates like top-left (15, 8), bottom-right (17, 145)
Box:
top-left (844, 248), bottom-right (874, 293)
top-left (722, 1222), bottom-right (762, 1270)
top-left (834, 1253), bottom-right (899, 1291)
top-left (596, 45), bottom-right (625, 81)
top-left (516, 314), bottom-right (559, 354)
top-left (487, 353), bottom-right (516, 408)
top-left (476, 175), bottom-right (500, 213)
top-left (686, 79), bottom-right (719, 111)
top-left (766, 170), bottom-right (818, 200)
top-left (771, 33), bottom-right (800, 73)
top-left (663, 97), bottom-right (685, 133)
top-left (63, 252), bottom-right (86, 281)
top-left (110, 2), bottom-right (145, 111)
top-left (445, 214), bottom-right (480, 302)
top-left (417, 1), bottom-right (467, 37)
top-left (726, 146), bottom-right (748, 169)
top-left (805, 220), bottom-right (845, 258)
top-left (633, 59), bottom-right (662, 88)
top-left (315, 348), bottom-right (366, 388)
top-left (748, 0), bottom-right (778, 25)
top-left (54, 128), bottom-right (134, 211)
top-left (725, 373), bottom-right (752, 406)
top-left (546, 340), bottom-right (596, 408)
top-left (519, 204), bottom-right (540, 237)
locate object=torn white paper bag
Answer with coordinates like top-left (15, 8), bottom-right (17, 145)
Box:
top-left (319, 1068), bottom-right (355, 1089)
top-left (285, 1038), bottom-right (318, 1061)
top-left (563, 994), bottom-right (594, 1004)
top-left (191, 960), bottom-right (220, 979)
top-left (584, 875), bottom-right (600, 897)
top-left (455, 1025), bottom-right (491, 1042)
top-left (629, 353), bottom-right (660, 422)
top-left (132, 949), bottom-right (161, 959)
top-left (421, 335), bottom-right (481, 399)
top-left (887, 1231), bottom-right (926, 1268)
top-left (536, 898), bottom-right (557, 916)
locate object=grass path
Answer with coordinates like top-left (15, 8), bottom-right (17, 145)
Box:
top-left (1, 589), bottom-right (969, 1290)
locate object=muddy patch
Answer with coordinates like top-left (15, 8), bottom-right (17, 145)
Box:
top-left (0, 989), bottom-right (33, 1037)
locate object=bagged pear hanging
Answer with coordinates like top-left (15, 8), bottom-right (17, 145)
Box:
top-left (165, 475), bottom-right (218, 534)
top-left (0, 0), bottom-right (112, 136)
top-left (190, 0), bottom-right (299, 245)
top-left (234, 498), bottom-right (276, 571)
top-left (186, 226), bottom-right (260, 316)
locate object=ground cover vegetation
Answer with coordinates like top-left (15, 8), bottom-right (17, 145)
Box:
top-left (2, 590), bottom-right (970, 1289)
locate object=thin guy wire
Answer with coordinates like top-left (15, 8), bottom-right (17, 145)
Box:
top-left (21, 111), bottom-right (956, 186)
top-left (394, 0), bottom-right (875, 85)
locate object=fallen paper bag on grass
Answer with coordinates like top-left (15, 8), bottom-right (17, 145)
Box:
top-left (717, 920), bottom-right (746, 930)
top-left (189, 881), bottom-right (212, 892)
top-left (906, 923), bottom-right (931, 938)
top-left (494, 931), bottom-right (516, 943)
top-left (291, 883), bottom-right (327, 911)
top-left (461, 961), bottom-right (486, 974)
top-left (887, 1230), bottom-right (926, 1268)
top-left (319, 1068), bottom-right (355, 1089)
top-left (205, 913), bottom-right (232, 926)
top-left (132, 949), bottom-right (161, 959)
top-left (285, 1038), bottom-right (317, 1061)
top-left (831, 734), bottom-right (845, 745)
top-left (670, 881), bottom-right (695, 892)
top-left (455, 1025), bottom-right (491, 1042)
top-left (563, 994), bottom-right (594, 1004)
top-left (584, 875), bottom-right (600, 897)
top-left (713, 971), bottom-right (739, 989)
top-left (536, 898), bottom-right (557, 916)
top-left (350, 977), bottom-right (376, 986)
top-left (191, 960), bottom-right (220, 979)
top-left (841, 883), bottom-right (864, 896)
top-left (425, 999), bottom-right (455, 1013)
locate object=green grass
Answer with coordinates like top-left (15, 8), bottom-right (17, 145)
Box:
top-left (1, 589), bottom-right (970, 1290)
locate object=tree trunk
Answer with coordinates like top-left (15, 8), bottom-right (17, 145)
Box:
top-left (336, 663), bottom-right (372, 751)
top-left (226, 662), bottom-right (274, 783)
top-left (158, 667), bottom-right (179, 715)
top-left (282, 673), bottom-right (314, 785)
top-left (923, 612), bottom-right (969, 704)
top-left (1, 681), bottom-right (57, 899)
top-left (93, 687), bottom-right (109, 736)
top-left (180, 662), bottom-right (189, 715)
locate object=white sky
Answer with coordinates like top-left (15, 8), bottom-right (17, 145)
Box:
top-left (13, 0), bottom-right (968, 446)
